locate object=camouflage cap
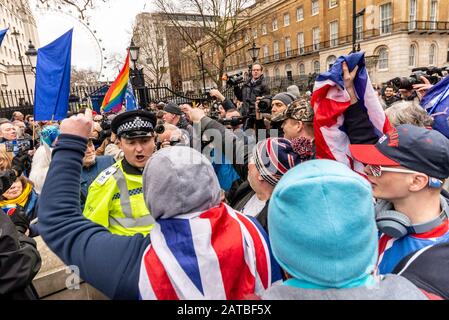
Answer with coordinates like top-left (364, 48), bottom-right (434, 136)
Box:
top-left (272, 98), bottom-right (314, 123)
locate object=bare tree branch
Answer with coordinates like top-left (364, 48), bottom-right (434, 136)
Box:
top-left (154, 0), bottom-right (253, 88)
top-left (36, 0), bottom-right (105, 19)
top-left (132, 18), bottom-right (170, 87)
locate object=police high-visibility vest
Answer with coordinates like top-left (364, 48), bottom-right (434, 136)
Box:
top-left (83, 160), bottom-right (154, 236)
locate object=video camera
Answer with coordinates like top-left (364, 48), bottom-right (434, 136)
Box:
top-left (218, 116), bottom-right (247, 127)
top-left (224, 72), bottom-right (245, 87)
top-left (257, 96), bottom-right (273, 115)
top-left (207, 100), bottom-right (222, 120)
top-left (387, 67), bottom-right (449, 90)
top-left (156, 139), bottom-right (181, 150)
top-left (5, 139), bottom-right (33, 153)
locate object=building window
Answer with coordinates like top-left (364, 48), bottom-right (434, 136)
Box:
top-left (263, 45), bottom-right (269, 63)
top-left (312, 0), bottom-right (319, 15)
top-left (327, 55), bottom-right (337, 69)
top-left (274, 67), bottom-right (280, 78)
top-left (272, 19), bottom-right (278, 31)
top-left (274, 41), bottom-right (280, 60)
top-left (356, 15), bottom-right (364, 40)
top-left (285, 64), bottom-right (293, 80)
top-left (262, 24), bottom-right (267, 35)
top-left (313, 27), bottom-right (320, 51)
top-left (329, 0), bottom-right (338, 9)
top-left (409, 0), bottom-right (417, 30)
top-left (330, 21), bottom-right (339, 47)
top-left (377, 47), bottom-right (389, 70)
top-left (296, 7), bottom-right (304, 21)
top-left (409, 44), bottom-right (417, 67)
top-left (313, 61), bottom-right (321, 74)
top-left (253, 28), bottom-right (258, 39)
top-left (297, 32), bottom-right (305, 54)
top-left (429, 44), bottom-right (437, 65)
top-left (284, 13), bottom-right (290, 27)
top-left (430, 0), bottom-right (438, 30)
top-left (285, 37), bottom-right (292, 57)
top-left (380, 3), bottom-right (392, 34)
top-left (299, 63), bottom-right (306, 76)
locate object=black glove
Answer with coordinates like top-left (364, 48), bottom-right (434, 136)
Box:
top-left (7, 205), bottom-right (30, 234)
top-left (0, 169), bottom-right (17, 194)
top-left (12, 151), bottom-right (32, 177)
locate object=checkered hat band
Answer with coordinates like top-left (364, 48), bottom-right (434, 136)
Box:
top-left (117, 117), bottom-right (152, 136)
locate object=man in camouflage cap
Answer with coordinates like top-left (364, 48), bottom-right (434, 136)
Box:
top-left (272, 98), bottom-right (314, 141)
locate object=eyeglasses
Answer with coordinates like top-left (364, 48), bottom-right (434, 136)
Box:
top-left (367, 165), bottom-right (423, 177)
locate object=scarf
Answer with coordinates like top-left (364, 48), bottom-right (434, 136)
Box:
top-left (0, 182), bottom-right (33, 207)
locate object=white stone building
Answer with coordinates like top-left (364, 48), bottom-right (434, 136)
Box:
top-left (0, 0), bottom-right (40, 92)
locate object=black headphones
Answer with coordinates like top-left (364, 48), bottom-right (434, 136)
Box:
top-left (376, 198), bottom-right (449, 238)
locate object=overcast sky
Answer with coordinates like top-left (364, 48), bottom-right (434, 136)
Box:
top-left (29, 0), bottom-right (156, 81)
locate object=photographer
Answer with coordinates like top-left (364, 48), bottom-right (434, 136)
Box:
top-left (155, 123), bottom-right (190, 149)
top-left (0, 169), bottom-right (41, 300)
top-left (253, 90), bottom-right (298, 138)
top-left (205, 89), bottom-right (257, 143)
top-left (233, 63), bottom-right (270, 117)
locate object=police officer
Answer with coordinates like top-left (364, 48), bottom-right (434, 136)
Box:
top-left (83, 110), bottom-right (156, 236)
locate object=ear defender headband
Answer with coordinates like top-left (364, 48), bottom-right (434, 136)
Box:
top-left (376, 198), bottom-right (449, 238)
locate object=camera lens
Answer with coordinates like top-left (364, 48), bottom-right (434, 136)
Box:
top-left (155, 124), bottom-right (165, 135)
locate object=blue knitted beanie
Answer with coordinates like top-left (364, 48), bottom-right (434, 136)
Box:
top-left (268, 160), bottom-right (378, 288)
top-left (40, 125), bottom-right (60, 147)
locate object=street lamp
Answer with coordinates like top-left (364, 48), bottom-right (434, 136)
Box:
top-left (128, 40), bottom-right (147, 108)
top-left (129, 40), bottom-right (140, 70)
top-left (11, 28), bottom-right (32, 105)
top-left (352, 1), bottom-right (366, 53)
top-left (247, 41), bottom-right (260, 79)
top-left (25, 40), bottom-right (38, 74)
top-left (248, 41), bottom-right (261, 63)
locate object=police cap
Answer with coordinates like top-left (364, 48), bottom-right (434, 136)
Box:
top-left (111, 110), bottom-right (157, 139)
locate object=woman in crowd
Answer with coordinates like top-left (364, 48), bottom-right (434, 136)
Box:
top-left (0, 175), bottom-right (39, 236)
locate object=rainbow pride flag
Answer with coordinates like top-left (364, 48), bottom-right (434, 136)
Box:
top-left (101, 51), bottom-right (130, 113)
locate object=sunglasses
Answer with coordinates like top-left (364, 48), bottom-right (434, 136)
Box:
top-left (367, 165), bottom-right (422, 177)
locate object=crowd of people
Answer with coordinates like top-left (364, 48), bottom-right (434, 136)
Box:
top-left (1, 58), bottom-right (449, 301)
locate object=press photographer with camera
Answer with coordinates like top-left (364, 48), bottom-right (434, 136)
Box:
top-left (387, 67), bottom-right (446, 105)
top-left (232, 63), bottom-right (270, 118)
top-left (252, 87), bottom-right (301, 138)
top-left (154, 123), bottom-right (190, 150)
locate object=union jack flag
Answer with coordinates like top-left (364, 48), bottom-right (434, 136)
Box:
top-left (311, 52), bottom-right (391, 174)
top-left (138, 203), bottom-right (282, 300)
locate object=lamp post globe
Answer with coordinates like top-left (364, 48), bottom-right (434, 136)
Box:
top-left (248, 41), bottom-right (260, 63)
top-left (129, 40), bottom-right (140, 68)
top-left (25, 40), bottom-right (38, 71)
